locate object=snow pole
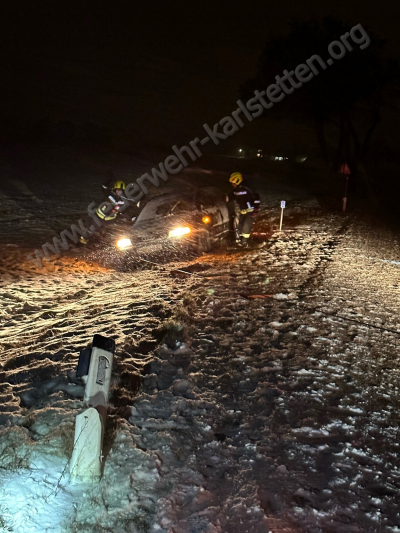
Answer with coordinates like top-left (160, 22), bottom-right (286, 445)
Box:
top-left (343, 175), bottom-right (349, 212)
top-left (339, 163), bottom-right (351, 212)
top-left (279, 201), bottom-right (286, 231)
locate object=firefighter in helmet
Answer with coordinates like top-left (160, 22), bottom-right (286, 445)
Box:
top-left (226, 172), bottom-right (260, 247)
top-left (97, 179), bottom-right (127, 222)
top-left (79, 179), bottom-right (128, 244)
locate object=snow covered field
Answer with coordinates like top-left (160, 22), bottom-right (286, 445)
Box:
top-left (1, 163), bottom-right (400, 532)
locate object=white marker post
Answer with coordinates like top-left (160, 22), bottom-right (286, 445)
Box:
top-left (279, 201), bottom-right (286, 231)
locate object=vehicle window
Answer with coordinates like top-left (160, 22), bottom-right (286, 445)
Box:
top-left (155, 200), bottom-right (191, 216)
top-left (155, 202), bottom-right (174, 216)
top-left (194, 192), bottom-right (213, 210)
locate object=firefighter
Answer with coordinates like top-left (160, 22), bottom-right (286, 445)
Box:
top-left (226, 172), bottom-right (260, 247)
top-left (79, 180), bottom-right (127, 244)
top-left (97, 179), bottom-right (127, 222)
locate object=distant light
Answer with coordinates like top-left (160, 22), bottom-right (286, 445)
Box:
top-left (257, 153), bottom-right (261, 157)
top-left (202, 215), bottom-right (211, 224)
top-left (116, 238), bottom-right (132, 250)
top-left (239, 149), bottom-right (242, 152)
top-left (168, 227), bottom-right (191, 238)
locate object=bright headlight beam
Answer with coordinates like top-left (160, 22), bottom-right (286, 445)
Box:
top-left (168, 227), bottom-right (191, 238)
top-left (116, 238), bottom-right (132, 250)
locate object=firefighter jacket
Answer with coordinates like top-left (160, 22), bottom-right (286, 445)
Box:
top-left (96, 190), bottom-right (126, 221)
top-left (228, 185), bottom-right (260, 214)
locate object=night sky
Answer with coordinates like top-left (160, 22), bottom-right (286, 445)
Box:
top-left (1, 1), bottom-right (399, 149)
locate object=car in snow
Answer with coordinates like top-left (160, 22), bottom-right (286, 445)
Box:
top-left (112, 186), bottom-right (231, 264)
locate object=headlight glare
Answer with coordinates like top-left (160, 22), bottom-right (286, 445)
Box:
top-left (116, 238), bottom-right (133, 250)
top-left (168, 227), bottom-right (191, 238)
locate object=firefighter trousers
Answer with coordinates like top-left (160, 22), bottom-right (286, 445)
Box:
top-left (236, 211), bottom-right (254, 240)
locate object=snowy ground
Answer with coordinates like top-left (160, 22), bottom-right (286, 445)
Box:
top-left (1, 155), bottom-right (400, 532)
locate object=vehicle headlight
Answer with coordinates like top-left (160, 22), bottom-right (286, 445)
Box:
top-left (168, 227), bottom-right (191, 238)
top-left (116, 238), bottom-right (132, 250)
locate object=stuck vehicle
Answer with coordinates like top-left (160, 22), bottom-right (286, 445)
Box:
top-left (111, 186), bottom-right (230, 266)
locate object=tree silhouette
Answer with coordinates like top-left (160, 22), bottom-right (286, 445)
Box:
top-left (241, 18), bottom-right (399, 180)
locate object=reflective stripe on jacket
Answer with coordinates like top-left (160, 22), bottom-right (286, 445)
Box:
top-left (96, 193), bottom-right (125, 221)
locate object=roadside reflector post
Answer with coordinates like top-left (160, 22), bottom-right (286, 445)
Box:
top-left (339, 163), bottom-right (351, 212)
top-left (279, 200), bottom-right (286, 231)
top-left (343, 176), bottom-right (349, 212)
top-left (70, 334), bottom-right (115, 483)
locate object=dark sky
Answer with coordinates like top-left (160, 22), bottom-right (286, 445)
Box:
top-left (1, 1), bottom-right (399, 148)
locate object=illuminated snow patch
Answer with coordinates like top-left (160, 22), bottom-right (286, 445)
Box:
top-left (0, 452), bottom-right (76, 533)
